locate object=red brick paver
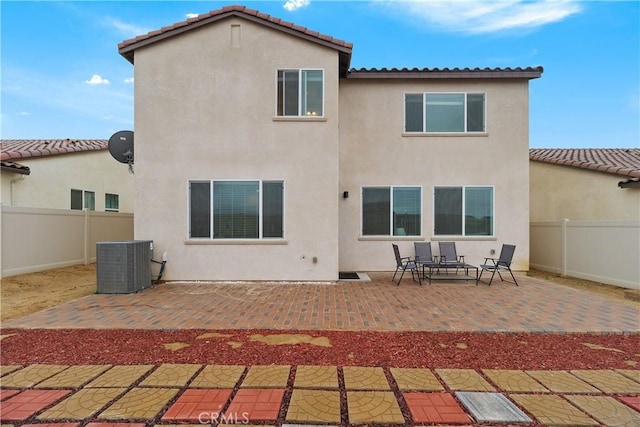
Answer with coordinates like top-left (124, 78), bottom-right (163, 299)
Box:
top-left (619, 395), bottom-right (640, 412)
top-left (0, 389), bottom-right (20, 401)
top-left (161, 389), bottom-right (232, 421)
top-left (0, 389), bottom-right (70, 421)
top-left (404, 392), bottom-right (472, 424)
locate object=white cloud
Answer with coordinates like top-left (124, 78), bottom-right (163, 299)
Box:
top-left (105, 17), bottom-right (150, 37)
top-left (186, 13), bottom-right (199, 19)
top-left (18, 111), bottom-right (30, 116)
top-left (85, 74), bottom-right (110, 85)
top-left (124, 77), bottom-right (134, 84)
top-left (284, 0), bottom-right (311, 12)
top-left (383, 0), bottom-right (582, 34)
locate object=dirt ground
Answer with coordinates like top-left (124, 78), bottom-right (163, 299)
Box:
top-left (1, 264), bottom-right (638, 323)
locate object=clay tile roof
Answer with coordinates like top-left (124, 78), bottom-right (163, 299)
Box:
top-left (347, 66), bottom-right (544, 80)
top-left (0, 161), bottom-right (30, 175)
top-left (530, 148), bottom-right (640, 179)
top-left (118, 4), bottom-right (353, 73)
top-left (0, 139), bottom-right (108, 161)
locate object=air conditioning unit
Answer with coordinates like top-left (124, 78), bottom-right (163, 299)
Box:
top-left (97, 240), bottom-right (153, 294)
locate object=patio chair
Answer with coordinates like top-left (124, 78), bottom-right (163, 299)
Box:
top-left (414, 242), bottom-right (438, 279)
top-left (479, 244), bottom-right (518, 286)
top-left (392, 244), bottom-right (422, 286)
top-left (438, 241), bottom-right (466, 273)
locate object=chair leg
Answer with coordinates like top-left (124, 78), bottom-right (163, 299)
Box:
top-left (488, 268), bottom-right (497, 285)
top-left (508, 268), bottom-right (519, 286)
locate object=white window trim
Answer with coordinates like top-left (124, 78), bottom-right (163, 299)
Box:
top-left (360, 185), bottom-right (423, 239)
top-left (275, 68), bottom-right (325, 119)
top-left (187, 179), bottom-right (286, 242)
top-left (403, 92), bottom-right (487, 135)
top-left (432, 185), bottom-right (495, 238)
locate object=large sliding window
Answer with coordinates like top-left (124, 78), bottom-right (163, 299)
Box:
top-left (405, 92), bottom-right (485, 133)
top-left (362, 186), bottom-right (421, 236)
top-left (434, 186), bottom-right (493, 236)
top-left (277, 69), bottom-right (323, 117)
top-left (189, 180), bottom-right (284, 239)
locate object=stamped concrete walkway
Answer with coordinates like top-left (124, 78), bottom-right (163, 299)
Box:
top-left (2, 363), bottom-right (640, 426)
top-left (2, 272), bottom-right (639, 426)
top-left (2, 272), bottom-right (639, 332)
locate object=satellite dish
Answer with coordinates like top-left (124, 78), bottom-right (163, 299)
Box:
top-left (108, 130), bottom-right (134, 173)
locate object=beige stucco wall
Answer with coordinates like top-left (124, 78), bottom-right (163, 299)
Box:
top-left (132, 17), bottom-right (340, 280)
top-left (530, 161), bottom-right (640, 221)
top-left (338, 78), bottom-right (532, 271)
top-left (1, 151), bottom-right (134, 212)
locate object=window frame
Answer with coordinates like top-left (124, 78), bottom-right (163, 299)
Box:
top-left (433, 185), bottom-right (494, 237)
top-left (188, 179), bottom-right (285, 241)
top-left (361, 185), bottom-right (423, 238)
top-left (404, 92), bottom-right (486, 134)
top-left (276, 68), bottom-right (324, 118)
top-left (105, 193), bottom-right (119, 212)
top-left (70, 189), bottom-right (95, 211)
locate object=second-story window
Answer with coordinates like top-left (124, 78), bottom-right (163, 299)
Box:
top-left (405, 92), bottom-right (485, 133)
top-left (277, 69), bottom-right (323, 117)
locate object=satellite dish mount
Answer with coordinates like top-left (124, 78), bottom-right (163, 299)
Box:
top-left (108, 130), bottom-right (134, 173)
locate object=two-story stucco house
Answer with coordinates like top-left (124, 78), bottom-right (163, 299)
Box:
top-left (118, 5), bottom-right (542, 281)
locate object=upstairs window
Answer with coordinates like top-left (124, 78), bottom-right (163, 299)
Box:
top-left (405, 93), bottom-right (485, 133)
top-left (277, 69), bottom-right (323, 117)
top-left (362, 186), bottom-right (422, 236)
top-left (189, 180), bottom-right (284, 239)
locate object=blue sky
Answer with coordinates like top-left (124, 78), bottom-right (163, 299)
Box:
top-left (1, 0), bottom-right (638, 148)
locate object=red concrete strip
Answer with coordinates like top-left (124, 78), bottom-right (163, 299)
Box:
top-left (224, 388), bottom-right (284, 422)
top-left (161, 388), bottom-right (232, 421)
top-left (0, 389), bottom-right (71, 421)
top-left (404, 392), bottom-right (472, 424)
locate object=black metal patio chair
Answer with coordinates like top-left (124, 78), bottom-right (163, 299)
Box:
top-left (479, 244), bottom-right (519, 286)
top-left (414, 242), bottom-right (438, 280)
top-left (438, 241), bottom-right (466, 274)
top-left (392, 244), bottom-right (421, 286)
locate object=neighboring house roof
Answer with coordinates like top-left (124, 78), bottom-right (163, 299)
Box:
top-left (1, 161), bottom-right (30, 175)
top-left (118, 5), bottom-right (543, 81)
top-left (530, 148), bottom-right (640, 188)
top-left (119, 4), bottom-right (354, 75)
top-left (0, 139), bottom-right (108, 161)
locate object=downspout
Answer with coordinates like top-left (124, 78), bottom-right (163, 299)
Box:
top-left (10, 175), bottom-right (25, 206)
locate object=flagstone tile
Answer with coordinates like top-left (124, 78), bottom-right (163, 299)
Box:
top-left (511, 394), bottom-right (598, 426)
top-left (286, 389), bottom-right (341, 423)
top-left (294, 366), bottom-right (338, 389)
top-left (435, 369), bottom-right (495, 391)
top-left (36, 365), bottom-right (111, 388)
top-left (189, 365), bottom-right (245, 388)
top-left (86, 423), bottom-right (146, 427)
top-left (161, 389), bottom-right (232, 421)
top-left (390, 368), bottom-right (444, 391)
top-left (615, 369), bottom-right (640, 383)
top-left (86, 365), bottom-right (154, 388)
top-left (224, 388), bottom-right (284, 422)
top-left (343, 367), bottom-right (390, 390)
top-left (346, 391), bottom-right (404, 424)
top-left (566, 394), bottom-right (640, 426)
top-left (98, 387), bottom-right (179, 420)
top-left (240, 365), bottom-right (290, 388)
top-left (0, 365), bottom-right (22, 377)
top-left (0, 389), bottom-right (71, 421)
top-left (482, 369), bottom-right (548, 392)
top-left (38, 388), bottom-right (126, 420)
top-left (1, 365), bottom-right (68, 388)
top-left (570, 369), bottom-right (640, 393)
top-left (23, 423), bottom-right (80, 427)
top-left (526, 370), bottom-right (600, 393)
top-left (139, 364), bottom-right (200, 387)
top-left (403, 392), bottom-right (471, 424)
